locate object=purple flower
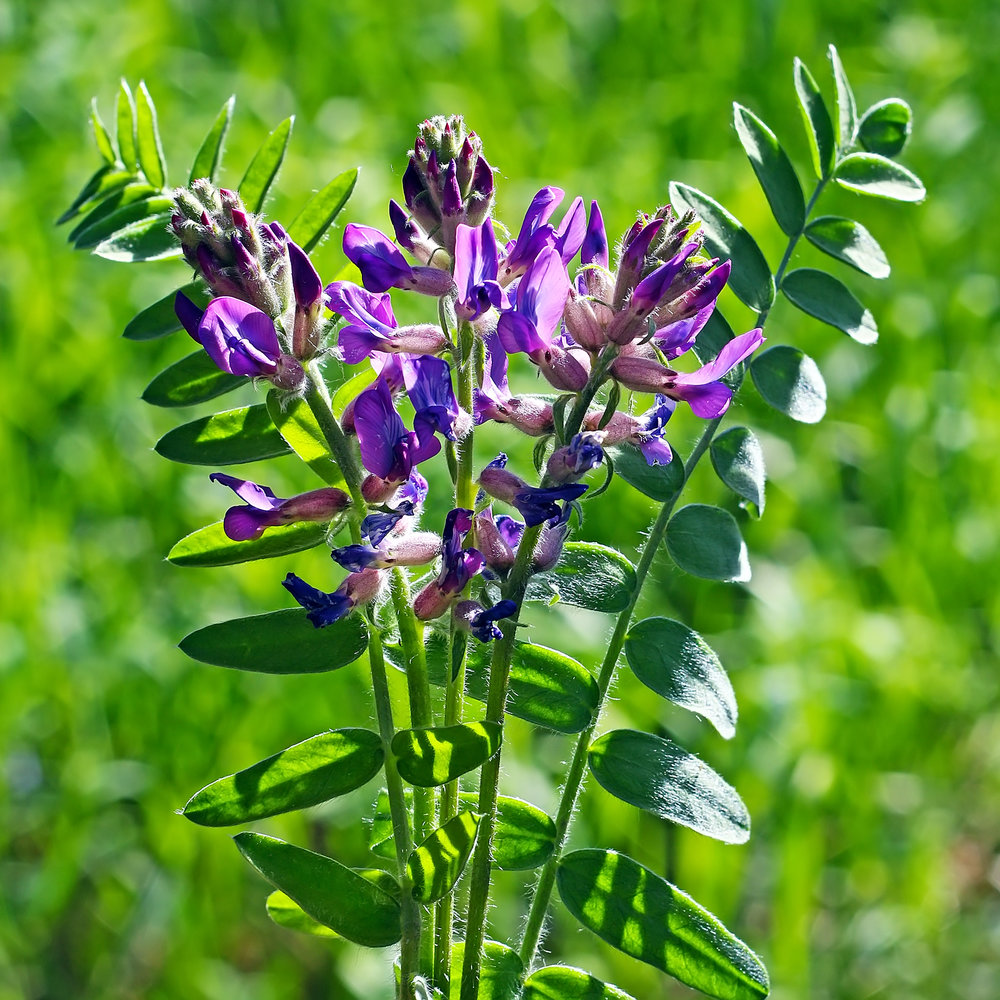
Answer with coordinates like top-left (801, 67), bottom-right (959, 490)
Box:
top-left (361, 501), bottom-right (415, 547)
top-left (478, 455), bottom-right (588, 527)
top-left (331, 531), bottom-right (442, 573)
top-left (453, 220), bottom-right (504, 322)
top-left (552, 196), bottom-right (587, 264)
top-left (474, 507), bottom-right (524, 575)
top-left (343, 224), bottom-right (455, 297)
top-left (354, 380), bottom-right (441, 484)
top-left (413, 509), bottom-right (486, 621)
top-left (546, 432), bottom-right (605, 484)
top-left (401, 355), bottom-right (467, 443)
top-left (532, 502), bottom-right (573, 572)
top-left (453, 599), bottom-right (518, 643)
top-left (282, 568), bottom-right (382, 628)
top-left (581, 200), bottom-right (609, 269)
top-left (190, 296), bottom-right (281, 377)
top-left (667, 327), bottom-right (764, 418)
top-left (499, 186), bottom-right (564, 283)
top-left (209, 474), bottom-right (350, 541)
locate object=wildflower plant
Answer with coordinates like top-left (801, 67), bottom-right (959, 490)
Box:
top-left (61, 55), bottom-right (924, 1000)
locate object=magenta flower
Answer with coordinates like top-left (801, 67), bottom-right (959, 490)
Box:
top-left (343, 224), bottom-right (454, 297)
top-left (188, 296), bottom-right (281, 377)
top-left (354, 379), bottom-right (440, 484)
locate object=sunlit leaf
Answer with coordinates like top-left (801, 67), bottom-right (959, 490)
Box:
top-left (266, 890), bottom-right (339, 938)
top-left (804, 216), bottom-right (890, 279)
top-left (407, 809), bottom-right (481, 903)
top-left (288, 167), bottom-right (360, 252)
top-left (391, 721), bottom-right (501, 787)
top-left (190, 95), bottom-right (235, 184)
top-left (834, 153), bottom-right (926, 202)
top-left (57, 166), bottom-right (136, 225)
top-left (557, 849), bottom-right (769, 999)
top-left (449, 941), bottom-right (523, 1000)
top-left (526, 542), bottom-right (636, 613)
top-left (179, 608), bottom-right (368, 674)
top-left (858, 98), bottom-right (912, 157)
top-left (69, 182), bottom-right (160, 244)
top-left (234, 833), bottom-right (400, 947)
top-left (793, 57), bottom-right (835, 178)
top-left (331, 365), bottom-right (378, 417)
top-left (668, 182), bottom-right (774, 312)
top-left (183, 728), bottom-right (383, 826)
top-left (606, 445), bottom-right (684, 503)
top-left (781, 268), bottom-right (878, 345)
top-left (155, 403), bottom-right (290, 466)
top-left (750, 345), bottom-right (827, 423)
top-left (711, 426), bottom-right (766, 515)
top-left (123, 282), bottom-right (206, 341)
top-left (239, 116), bottom-right (294, 213)
top-left (94, 213), bottom-right (181, 262)
top-left (732, 103), bottom-right (805, 236)
top-left (827, 44), bottom-right (858, 150)
top-left (142, 350), bottom-right (243, 408)
top-left (666, 504), bottom-right (751, 583)
top-left (522, 965), bottom-right (637, 1000)
top-left (588, 729), bottom-right (750, 843)
top-left (135, 82), bottom-right (166, 189)
top-left (116, 79), bottom-right (137, 169)
top-left (90, 97), bottom-right (116, 165)
top-left (167, 520), bottom-right (328, 568)
top-left (625, 617), bottom-right (737, 739)
top-left (266, 390), bottom-right (345, 487)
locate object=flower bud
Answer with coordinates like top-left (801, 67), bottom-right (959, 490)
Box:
top-left (546, 432), bottom-right (605, 484)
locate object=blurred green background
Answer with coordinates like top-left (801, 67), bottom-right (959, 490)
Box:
top-left (2, 0), bottom-right (998, 997)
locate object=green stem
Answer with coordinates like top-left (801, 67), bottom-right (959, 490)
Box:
top-left (516, 173), bottom-right (830, 973)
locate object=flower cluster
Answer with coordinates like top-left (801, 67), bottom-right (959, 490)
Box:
top-left (172, 115), bottom-right (762, 642)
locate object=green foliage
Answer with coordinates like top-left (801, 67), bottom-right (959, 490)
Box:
top-left (666, 504), bottom-right (751, 582)
top-left (391, 722), bottom-right (502, 787)
top-left (142, 351), bottom-right (243, 407)
top-left (522, 966), bottom-right (636, 1000)
top-left (288, 167), bottom-right (360, 252)
top-left (239, 116), bottom-right (294, 213)
top-left (781, 268), bottom-right (878, 345)
top-left (803, 217), bottom-right (890, 279)
top-left (710, 427), bottom-right (766, 515)
top-left (167, 520), bottom-right (327, 567)
top-left (265, 391), bottom-right (347, 487)
top-left (448, 942), bottom-right (523, 1000)
top-left (525, 541), bottom-right (636, 612)
top-left (606, 445), bottom-right (683, 502)
top-left (189, 96), bottom-right (235, 183)
top-left (793, 57), bottom-right (836, 179)
top-left (407, 809), bottom-right (481, 903)
top-left (750, 345), bottom-right (827, 423)
top-left (834, 153), bottom-right (926, 201)
top-left (123, 281), bottom-right (204, 339)
top-left (266, 890), bottom-right (339, 938)
top-left (857, 98), bottom-right (913, 157)
top-left (155, 404), bottom-right (291, 465)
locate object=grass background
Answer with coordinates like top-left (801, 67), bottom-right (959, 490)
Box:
top-left (2, 0), bottom-right (998, 997)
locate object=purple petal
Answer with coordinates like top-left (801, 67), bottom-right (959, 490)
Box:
top-left (175, 292), bottom-right (204, 342)
top-left (343, 224), bottom-right (412, 293)
top-left (554, 196), bottom-right (587, 263)
top-left (222, 506), bottom-right (281, 541)
top-left (582, 201), bottom-right (609, 268)
top-left (282, 573), bottom-right (352, 628)
top-left (514, 247), bottom-right (571, 343)
top-left (337, 324), bottom-right (386, 364)
top-left (654, 302), bottom-right (716, 359)
top-left (288, 241), bottom-right (323, 308)
top-left (197, 297), bottom-right (280, 377)
top-left (638, 438), bottom-right (673, 466)
top-left (672, 328), bottom-right (764, 386)
top-left (324, 281), bottom-right (397, 335)
top-left (402, 356), bottom-right (460, 440)
top-left (497, 310), bottom-right (547, 356)
top-left (209, 473), bottom-right (283, 510)
top-left (672, 380), bottom-right (733, 419)
top-left (354, 380), bottom-right (409, 481)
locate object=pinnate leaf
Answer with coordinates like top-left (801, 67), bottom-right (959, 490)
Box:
top-left (407, 809), bottom-right (481, 903)
top-left (240, 116), bottom-right (293, 213)
top-left (190, 95), bottom-right (235, 183)
top-left (793, 57), bottom-right (836, 178)
top-left (557, 849), bottom-right (770, 999)
top-left (750, 345), bottom-right (827, 423)
top-left (266, 390), bottom-right (345, 487)
top-left (666, 504), bottom-right (751, 583)
top-left (288, 168), bottom-right (359, 252)
top-left (183, 728), bottom-right (383, 826)
top-left (167, 520), bottom-right (327, 568)
top-left (116, 80), bottom-right (137, 169)
top-left (625, 617), bottom-right (737, 739)
top-left (711, 426), bottom-right (766, 515)
top-left (155, 403), bottom-right (291, 466)
top-left (234, 833), bottom-right (400, 947)
top-left (781, 268), bottom-right (878, 345)
top-left (392, 722), bottom-right (501, 787)
top-left (124, 282), bottom-right (205, 341)
top-left (858, 98), bottom-right (912, 157)
top-left (804, 216), bottom-right (890, 279)
top-left (834, 153), bottom-right (926, 202)
top-left (732, 103), bottom-right (805, 236)
top-left (588, 730), bottom-right (750, 843)
top-left (668, 182), bottom-right (774, 312)
top-left (179, 608), bottom-right (368, 674)
top-left (90, 98), bottom-right (116, 165)
top-left (607, 445), bottom-right (684, 503)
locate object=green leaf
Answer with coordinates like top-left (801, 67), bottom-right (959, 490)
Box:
top-left (124, 282), bottom-right (206, 341)
top-left (834, 153), bottom-right (926, 202)
top-left (793, 57), bottom-right (836, 178)
top-left (625, 617), bottom-right (737, 740)
top-left (331, 365), bottom-right (378, 417)
top-left (750, 345), bottom-right (827, 424)
top-left (69, 182), bottom-right (159, 243)
top-left (557, 850), bottom-right (769, 999)
top-left (57, 166), bottom-right (136, 225)
top-left (803, 216), bottom-right (890, 279)
top-left (94, 213), bottom-right (181, 263)
top-left (75, 195), bottom-right (175, 252)
top-left (449, 941), bottom-right (523, 1000)
top-left (190, 95), bottom-right (235, 184)
top-left (693, 309), bottom-right (736, 365)
top-left (90, 98), bottom-right (116, 165)
top-left (526, 541), bottom-right (637, 613)
top-left (464, 641), bottom-right (599, 735)
top-left (732, 103), bottom-right (805, 237)
top-left (711, 426), bottom-right (766, 515)
top-left (234, 833), bottom-right (400, 948)
top-left (827, 44), bottom-right (858, 150)
top-left (407, 809), bottom-right (481, 903)
top-left (239, 116), bottom-right (294, 214)
top-left (668, 182), bottom-right (774, 312)
top-left (116, 80), bottom-right (137, 169)
top-left (781, 268), bottom-right (878, 345)
top-left (155, 403), bottom-right (290, 466)
top-left (179, 608), bottom-right (368, 674)
top-left (288, 168), bottom-right (360, 253)
top-left (167, 521), bottom-right (327, 568)
top-left (857, 98), bottom-right (912, 157)
top-left (369, 790), bottom-right (556, 871)
top-left (523, 966), bottom-right (637, 1000)
top-left (183, 728), bottom-right (383, 826)
top-left (135, 82), bottom-right (166, 189)
top-left (142, 351), bottom-right (243, 408)
top-left (266, 890), bottom-right (339, 938)
top-left (666, 504), bottom-right (750, 583)
top-left (266, 390), bottom-right (345, 487)
top-left (588, 730), bottom-right (750, 843)
top-left (607, 445), bottom-right (684, 503)
top-left (391, 721), bottom-right (501, 787)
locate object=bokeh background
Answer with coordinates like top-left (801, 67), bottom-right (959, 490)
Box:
top-left (2, 0), bottom-right (998, 997)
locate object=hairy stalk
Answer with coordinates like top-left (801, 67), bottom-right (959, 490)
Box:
top-left (517, 176), bottom-right (828, 971)
top-left (460, 347), bottom-right (615, 1000)
top-left (436, 322), bottom-right (477, 992)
